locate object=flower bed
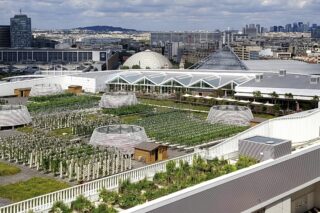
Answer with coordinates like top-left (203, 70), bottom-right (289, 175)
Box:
top-left (50, 156), bottom-right (257, 211)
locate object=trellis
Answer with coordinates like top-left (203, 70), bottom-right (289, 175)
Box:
top-left (0, 134), bottom-right (132, 182)
top-left (32, 111), bottom-right (119, 136)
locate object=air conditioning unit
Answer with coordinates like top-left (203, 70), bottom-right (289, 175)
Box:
top-left (310, 75), bottom-right (319, 84)
top-left (255, 74), bottom-right (263, 82)
top-left (279, 69), bottom-right (286, 77)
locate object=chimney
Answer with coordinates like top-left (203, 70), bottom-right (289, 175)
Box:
top-left (279, 69), bottom-right (286, 77)
top-left (255, 74), bottom-right (263, 82)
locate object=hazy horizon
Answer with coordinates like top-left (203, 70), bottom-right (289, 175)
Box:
top-left (0, 0), bottom-right (319, 31)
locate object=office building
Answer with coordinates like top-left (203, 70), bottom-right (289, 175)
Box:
top-left (0, 25), bottom-right (10, 47)
top-left (0, 49), bottom-right (110, 63)
top-left (311, 27), bottom-right (320, 39)
top-left (10, 14), bottom-right (32, 48)
top-left (151, 32), bottom-right (221, 47)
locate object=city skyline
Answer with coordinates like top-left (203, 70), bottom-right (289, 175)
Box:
top-left (0, 0), bottom-right (320, 31)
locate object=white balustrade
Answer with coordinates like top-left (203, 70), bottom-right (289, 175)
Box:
top-left (0, 151), bottom-right (202, 213)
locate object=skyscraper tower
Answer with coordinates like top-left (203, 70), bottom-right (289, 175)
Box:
top-left (10, 12), bottom-right (32, 48)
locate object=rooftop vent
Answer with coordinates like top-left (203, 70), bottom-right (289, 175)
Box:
top-left (255, 74), bottom-right (263, 82)
top-left (279, 69), bottom-right (286, 77)
top-left (310, 75), bottom-right (319, 84)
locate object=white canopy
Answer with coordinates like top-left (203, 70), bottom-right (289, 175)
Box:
top-left (252, 101), bottom-right (263, 105)
top-left (226, 98), bottom-right (237, 102)
top-left (204, 96), bottom-right (213, 100)
top-left (264, 102), bottom-right (275, 106)
top-left (238, 100), bottom-right (250, 104)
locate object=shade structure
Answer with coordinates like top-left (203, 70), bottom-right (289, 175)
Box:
top-left (0, 105), bottom-right (32, 129)
top-left (215, 97), bottom-right (224, 101)
top-left (99, 92), bottom-right (138, 109)
top-left (238, 100), bottom-right (251, 104)
top-left (207, 105), bottom-right (254, 126)
top-left (89, 125), bottom-right (148, 154)
top-left (183, 94), bottom-right (192, 97)
top-left (226, 98), bottom-right (237, 102)
top-left (204, 96), bottom-right (213, 100)
top-left (29, 84), bottom-right (63, 97)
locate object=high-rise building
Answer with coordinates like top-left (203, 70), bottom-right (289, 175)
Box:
top-left (0, 25), bottom-right (11, 47)
top-left (285, 24), bottom-right (292, 32)
top-left (311, 27), bottom-right (320, 39)
top-left (10, 14), bottom-right (32, 48)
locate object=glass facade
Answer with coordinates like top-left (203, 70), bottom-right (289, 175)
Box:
top-left (0, 50), bottom-right (94, 63)
top-left (10, 14), bottom-right (32, 48)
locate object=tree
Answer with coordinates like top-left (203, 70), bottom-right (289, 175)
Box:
top-left (312, 95), bottom-right (319, 108)
top-left (269, 91), bottom-right (279, 104)
top-left (253, 91), bottom-right (262, 99)
top-left (284, 93), bottom-right (294, 110)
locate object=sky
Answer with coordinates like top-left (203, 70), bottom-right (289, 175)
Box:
top-left (0, 0), bottom-right (319, 31)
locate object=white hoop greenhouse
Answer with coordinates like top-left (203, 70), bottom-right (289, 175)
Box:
top-left (207, 105), bottom-right (254, 126)
top-left (99, 92), bottom-right (138, 109)
top-left (0, 105), bottom-right (32, 129)
top-left (89, 125), bottom-right (148, 154)
top-left (30, 84), bottom-right (64, 97)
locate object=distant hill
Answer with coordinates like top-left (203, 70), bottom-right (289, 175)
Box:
top-left (76, 25), bottom-right (138, 32)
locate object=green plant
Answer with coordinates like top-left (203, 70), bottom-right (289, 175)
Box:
top-left (235, 156), bottom-right (258, 170)
top-left (99, 188), bottom-right (119, 205)
top-left (118, 193), bottom-right (145, 209)
top-left (71, 195), bottom-right (94, 213)
top-left (132, 65), bottom-right (141, 69)
top-left (50, 201), bottom-right (71, 213)
top-left (121, 66), bottom-right (130, 70)
top-left (93, 204), bottom-right (117, 213)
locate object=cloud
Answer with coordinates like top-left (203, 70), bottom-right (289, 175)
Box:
top-left (0, 0), bottom-right (319, 30)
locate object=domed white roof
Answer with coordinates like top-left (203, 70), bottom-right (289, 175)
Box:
top-left (123, 50), bottom-right (172, 69)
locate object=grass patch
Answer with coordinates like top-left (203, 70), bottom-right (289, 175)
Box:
top-left (0, 177), bottom-right (70, 202)
top-left (253, 113), bottom-right (276, 119)
top-left (0, 162), bottom-right (21, 176)
top-left (16, 126), bottom-right (34, 134)
top-left (49, 127), bottom-right (73, 137)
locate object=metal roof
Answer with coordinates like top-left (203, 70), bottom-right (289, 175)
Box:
top-left (244, 60), bottom-right (320, 75)
top-left (192, 46), bottom-right (249, 70)
top-left (238, 72), bottom-right (320, 90)
top-left (244, 136), bottom-right (287, 144)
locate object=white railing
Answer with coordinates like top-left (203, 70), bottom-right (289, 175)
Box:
top-left (0, 151), bottom-right (203, 213)
top-left (206, 108), bottom-right (320, 159)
